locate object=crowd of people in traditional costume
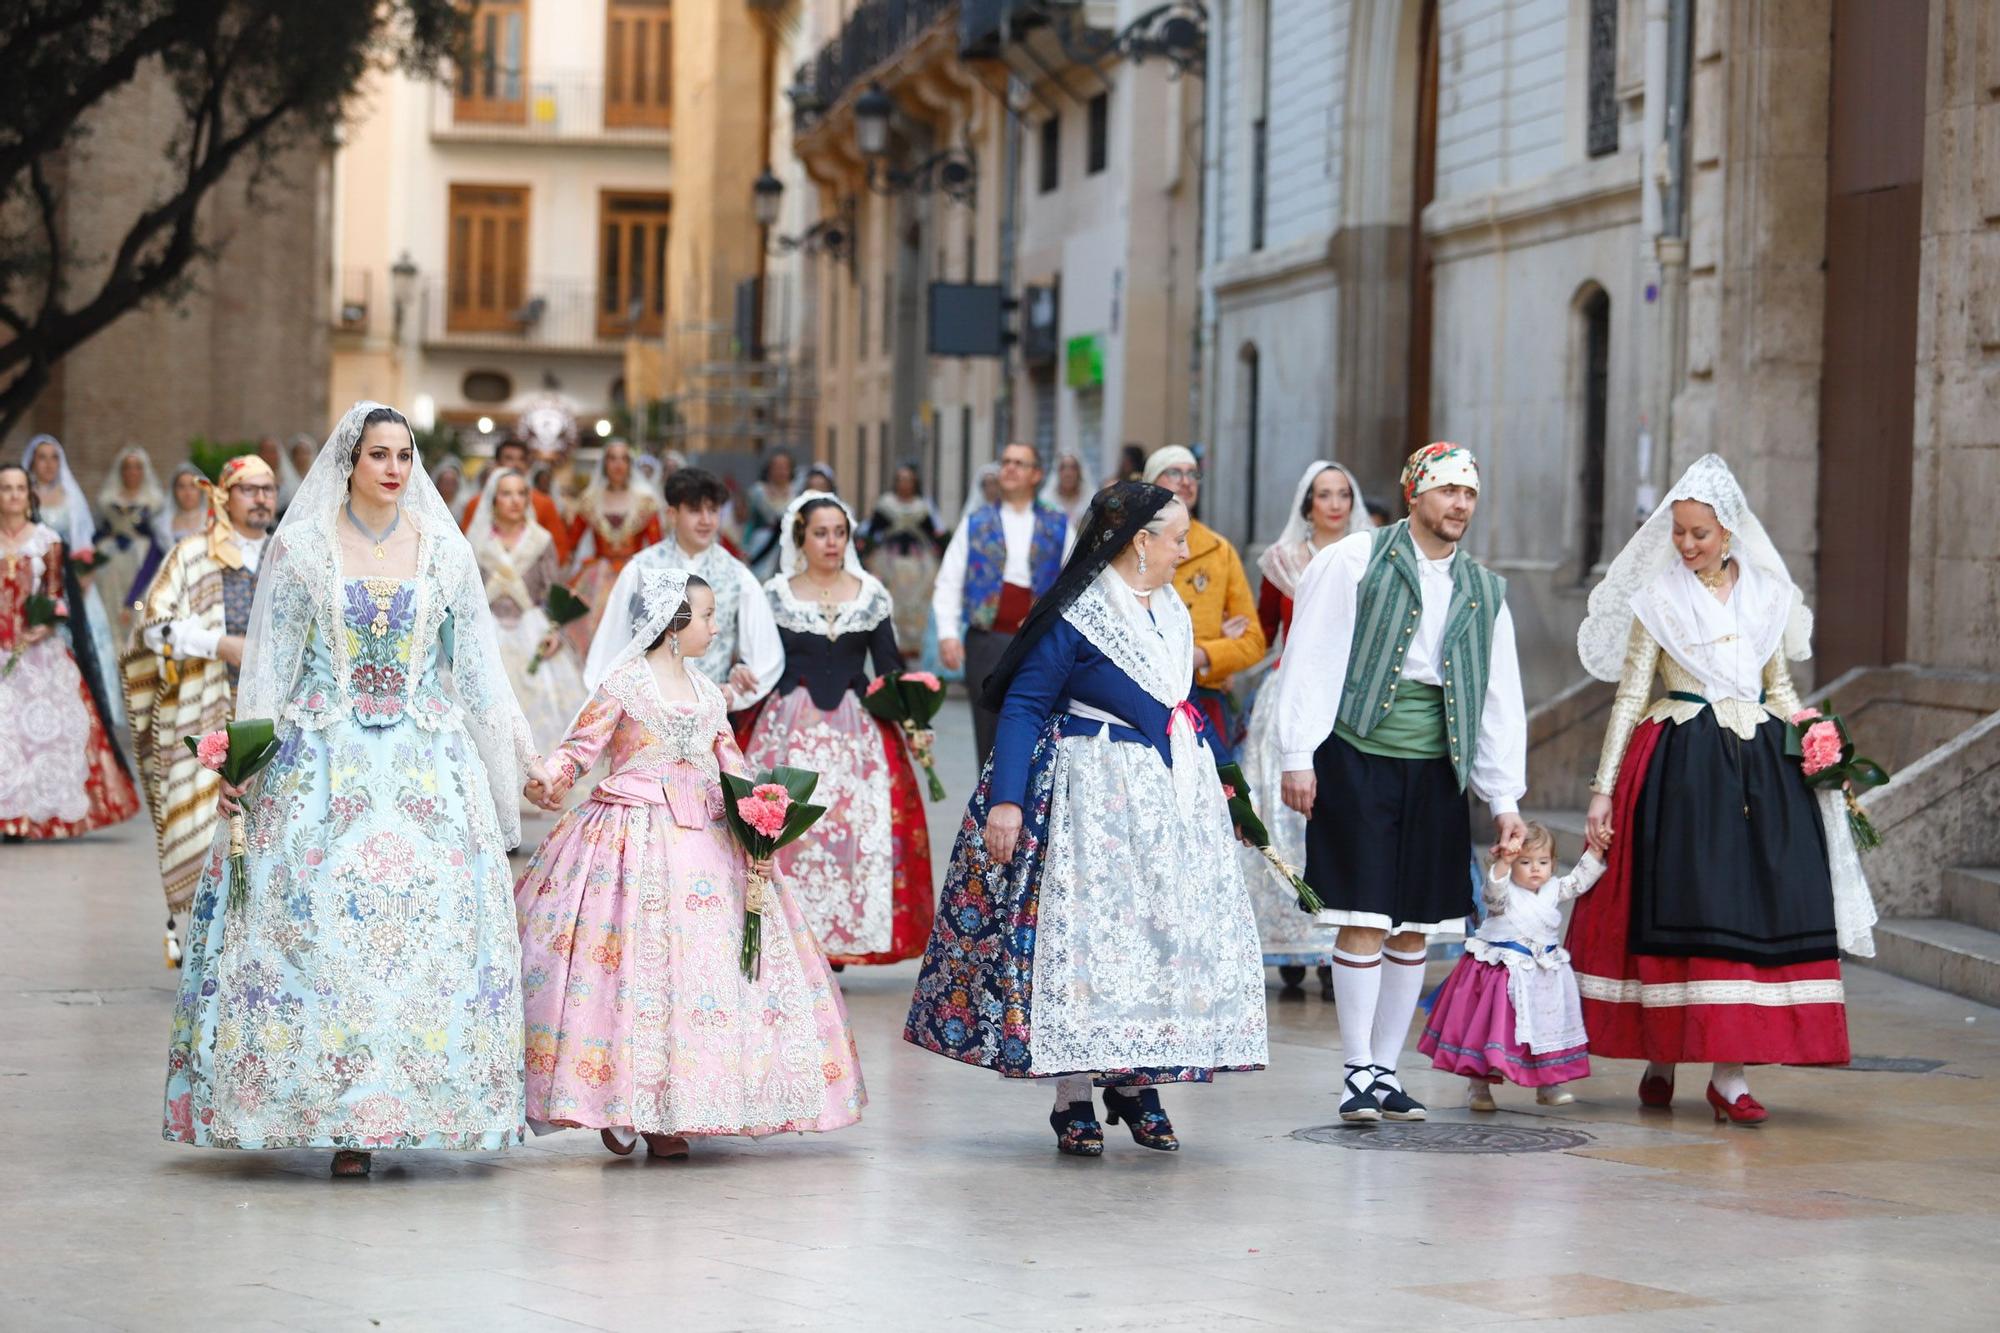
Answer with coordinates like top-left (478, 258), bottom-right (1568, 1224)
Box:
top-left (0, 403), bottom-right (1883, 1175)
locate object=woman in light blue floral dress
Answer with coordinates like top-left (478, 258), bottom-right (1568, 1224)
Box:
top-left (164, 402), bottom-right (549, 1178)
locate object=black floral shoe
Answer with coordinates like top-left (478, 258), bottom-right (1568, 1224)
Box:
top-left (1050, 1101), bottom-right (1104, 1157)
top-left (1102, 1086), bottom-right (1179, 1151)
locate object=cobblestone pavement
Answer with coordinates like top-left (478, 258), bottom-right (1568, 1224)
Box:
top-left (4, 695), bottom-right (1997, 1331)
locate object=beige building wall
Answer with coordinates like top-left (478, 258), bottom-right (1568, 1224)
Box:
top-left (14, 65), bottom-right (330, 486)
top-left (329, 0), bottom-right (674, 440)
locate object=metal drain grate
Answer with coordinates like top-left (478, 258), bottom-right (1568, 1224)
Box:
top-left (1292, 1122), bottom-right (1594, 1154)
top-left (1840, 1056), bottom-right (1946, 1074)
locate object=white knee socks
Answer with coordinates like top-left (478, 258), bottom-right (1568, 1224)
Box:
top-left (1054, 1074), bottom-right (1094, 1108)
top-left (1331, 946), bottom-right (1382, 1080)
top-left (1368, 945), bottom-right (1430, 1092)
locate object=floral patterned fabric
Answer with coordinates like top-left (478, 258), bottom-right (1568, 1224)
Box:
top-left (514, 659), bottom-right (864, 1137)
top-left (743, 688), bottom-right (934, 963)
top-left (0, 526), bottom-right (139, 838)
top-left (905, 716), bottom-right (1270, 1086)
top-left (162, 577), bottom-right (525, 1151)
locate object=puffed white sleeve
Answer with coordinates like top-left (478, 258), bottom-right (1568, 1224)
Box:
top-left (930, 519), bottom-right (971, 641)
top-left (1275, 534), bottom-right (1368, 772)
top-left (1468, 603), bottom-right (1528, 818)
top-left (731, 560), bottom-right (785, 709)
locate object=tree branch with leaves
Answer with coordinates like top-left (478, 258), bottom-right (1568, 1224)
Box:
top-left (0, 0), bottom-right (469, 438)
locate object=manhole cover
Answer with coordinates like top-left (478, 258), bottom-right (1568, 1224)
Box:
top-left (1292, 1122), bottom-right (1594, 1154)
top-left (1840, 1056), bottom-right (1945, 1073)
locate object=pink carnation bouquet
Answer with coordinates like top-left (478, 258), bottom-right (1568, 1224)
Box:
top-left (719, 766), bottom-right (829, 979)
top-left (183, 718), bottom-right (282, 908)
top-left (1784, 702), bottom-right (1890, 850)
top-left (860, 669), bottom-right (949, 801)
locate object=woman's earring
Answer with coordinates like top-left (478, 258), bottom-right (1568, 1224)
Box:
top-left (669, 632), bottom-right (680, 658)
top-left (1137, 542), bottom-right (1147, 577)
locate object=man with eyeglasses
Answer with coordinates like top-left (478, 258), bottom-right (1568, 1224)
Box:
top-left (123, 453), bottom-right (279, 967)
top-left (1143, 445), bottom-right (1266, 737)
top-left (933, 443), bottom-right (1076, 769)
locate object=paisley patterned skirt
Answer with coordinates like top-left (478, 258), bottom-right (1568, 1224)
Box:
top-left (905, 718), bottom-right (1268, 1084)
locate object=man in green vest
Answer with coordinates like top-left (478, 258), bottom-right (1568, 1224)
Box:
top-left (1272, 442), bottom-right (1528, 1124)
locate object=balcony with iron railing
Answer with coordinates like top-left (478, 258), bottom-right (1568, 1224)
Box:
top-left (418, 276), bottom-right (650, 356)
top-left (431, 67), bottom-right (672, 146)
top-left (790, 0), bottom-right (958, 129)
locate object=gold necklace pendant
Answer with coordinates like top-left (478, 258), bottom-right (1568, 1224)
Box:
top-left (1696, 560), bottom-right (1730, 590)
top-left (373, 543), bottom-right (386, 560)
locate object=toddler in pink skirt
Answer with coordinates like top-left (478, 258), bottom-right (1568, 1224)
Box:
top-left (516, 568), bottom-right (865, 1158)
top-left (1419, 821), bottom-right (1606, 1109)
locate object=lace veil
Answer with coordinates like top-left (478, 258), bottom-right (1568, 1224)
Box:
top-left (956, 462), bottom-right (1001, 530)
top-left (237, 401), bottom-right (536, 845)
top-left (1039, 449), bottom-right (1097, 524)
top-left (1577, 453), bottom-right (1812, 683)
top-left (21, 434), bottom-right (95, 550)
top-left (777, 490), bottom-right (866, 577)
top-left (1256, 460), bottom-right (1374, 597)
top-left (97, 445), bottom-right (165, 513)
top-left (595, 565), bottom-right (693, 685)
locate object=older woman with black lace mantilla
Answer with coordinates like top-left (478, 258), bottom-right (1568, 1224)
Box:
top-left (905, 481), bottom-right (1268, 1158)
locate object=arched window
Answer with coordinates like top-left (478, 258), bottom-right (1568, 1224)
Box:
top-left (1240, 343), bottom-right (1261, 537)
top-left (1576, 284), bottom-right (1611, 576)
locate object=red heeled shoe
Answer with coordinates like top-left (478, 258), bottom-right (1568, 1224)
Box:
top-left (1705, 1083), bottom-right (1768, 1125)
top-left (1638, 1070), bottom-right (1675, 1108)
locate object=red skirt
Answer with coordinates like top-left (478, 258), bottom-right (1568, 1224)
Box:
top-left (826, 718), bottom-right (935, 967)
top-left (1567, 719), bottom-right (1850, 1065)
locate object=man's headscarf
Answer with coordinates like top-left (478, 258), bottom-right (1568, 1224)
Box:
top-left (207, 454), bottom-right (275, 570)
top-left (1400, 441), bottom-right (1480, 503)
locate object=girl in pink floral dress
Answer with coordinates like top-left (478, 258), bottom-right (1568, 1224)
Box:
top-left (515, 567), bottom-right (865, 1158)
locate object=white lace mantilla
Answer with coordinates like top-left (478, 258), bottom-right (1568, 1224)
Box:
top-left (600, 656), bottom-right (727, 781)
top-left (1060, 569), bottom-right (1193, 709)
top-left (1631, 561), bottom-right (1789, 704)
top-left (764, 571), bottom-right (892, 638)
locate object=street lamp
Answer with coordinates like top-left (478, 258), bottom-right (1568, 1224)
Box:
top-left (753, 167), bottom-right (784, 229)
top-left (390, 252), bottom-right (419, 342)
top-left (848, 83), bottom-right (976, 205)
top-left (1056, 2), bottom-right (1210, 76)
top-left (854, 83), bottom-right (894, 159)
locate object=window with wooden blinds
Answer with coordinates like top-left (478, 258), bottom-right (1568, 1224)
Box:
top-left (599, 191), bottom-right (671, 338)
top-left (455, 1), bottom-right (528, 125)
top-left (606, 0), bottom-right (672, 129)
top-left (447, 184), bottom-right (530, 333)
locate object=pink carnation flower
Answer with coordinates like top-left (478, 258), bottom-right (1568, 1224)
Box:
top-left (751, 783), bottom-right (790, 805)
top-left (865, 676), bottom-right (887, 696)
top-left (1791, 707), bottom-right (1822, 724)
top-left (902, 671), bottom-right (943, 691)
top-left (1222, 784), bottom-right (1238, 799)
top-left (739, 795), bottom-right (789, 839)
top-left (1800, 720), bottom-right (1844, 776)
top-left (195, 730), bottom-right (230, 771)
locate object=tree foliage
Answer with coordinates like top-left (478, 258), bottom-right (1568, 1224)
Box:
top-left (0, 1), bottom-right (469, 436)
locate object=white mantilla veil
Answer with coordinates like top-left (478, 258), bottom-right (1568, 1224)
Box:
top-left (237, 400), bottom-right (538, 845)
top-left (21, 434), bottom-right (95, 550)
top-left (600, 565), bottom-right (694, 684)
top-left (1577, 453), bottom-right (1813, 683)
top-left (1256, 460), bottom-right (1375, 596)
top-left (778, 490), bottom-right (866, 577)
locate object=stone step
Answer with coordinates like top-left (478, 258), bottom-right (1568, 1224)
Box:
top-left (1941, 867), bottom-right (2000, 935)
top-left (1866, 917), bottom-right (2000, 1009)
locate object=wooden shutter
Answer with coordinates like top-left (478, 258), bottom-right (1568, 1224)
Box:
top-left (448, 184), bottom-right (530, 333)
top-left (599, 191), bottom-right (671, 338)
top-left (606, 0), bottom-right (672, 129)
top-left (455, 1), bottom-right (528, 125)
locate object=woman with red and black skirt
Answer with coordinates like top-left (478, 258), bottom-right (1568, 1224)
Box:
top-left (1569, 454), bottom-right (1877, 1125)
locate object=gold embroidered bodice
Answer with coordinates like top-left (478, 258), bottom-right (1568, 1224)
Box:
top-left (1591, 618), bottom-right (1804, 795)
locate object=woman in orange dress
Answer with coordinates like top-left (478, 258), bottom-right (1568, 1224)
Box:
top-left (564, 440), bottom-right (663, 655)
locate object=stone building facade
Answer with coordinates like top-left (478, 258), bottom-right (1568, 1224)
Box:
top-left (8, 63), bottom-right (331, 488)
